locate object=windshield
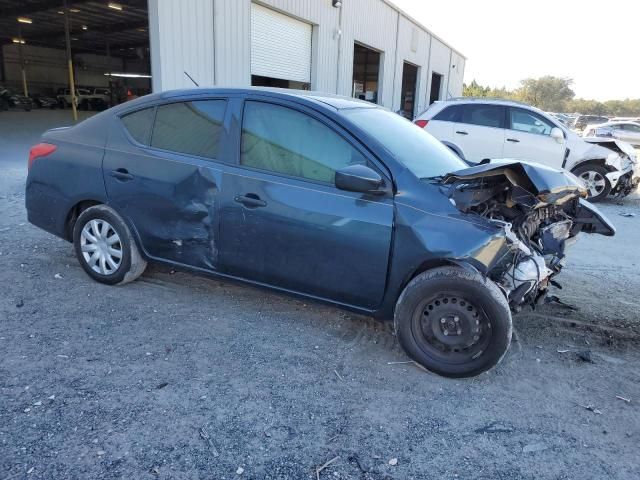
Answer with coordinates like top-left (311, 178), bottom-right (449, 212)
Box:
top-left (343, 107), bottom-right (467, 178)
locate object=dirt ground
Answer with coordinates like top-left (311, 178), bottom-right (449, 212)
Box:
top-left (1, 110), bottom-right (639, 480)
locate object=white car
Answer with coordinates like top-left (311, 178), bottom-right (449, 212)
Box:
top-left (583, 121), bottom-right (640, 147)
top-left (414, 99), bottom-right (639, 201)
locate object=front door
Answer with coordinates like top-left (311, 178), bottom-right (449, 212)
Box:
top-left (103, 98), bottom-right (231, 270)
top-left (218, 98), bottom-right (394, 309)
top-left (503, 107), bottom-right (565, 168)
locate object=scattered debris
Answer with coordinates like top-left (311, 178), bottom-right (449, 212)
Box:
top-left (388, 458), bottom-right (398, 466)
top-left (27, 466), bottom-right (34, 474)
top-left (198, 427), bottom-right (220, 457)
top-left (333, 370), bottom-right (344, 382)
top-left (545, 295), bottom-right (578, 310)
top-left (616, 396), bottom-right (631, 403)
top-left (236, 467), bottom-right (244, 475)
top-left (557, 349), bottom-right (570, 354)
top-left (522, 443), bottom-right (548, 453)
top-left (475, 422), bottom-right (514, 434)
top-left (347, 454), bottom-right (369, 473)
top-left (57, 354), bottom-right (69, 359)
top-left (54, 273), bottom-right (63, 279)
top-left (619, 212), bottom-right (635, 218)
top-left (47, 395), bottom-right (55, 400)
top-left (576, 350), bottom-right (594, 363)
top-left (150, 466), bottom-right (160, 476)
top-left (386, 361), bottom-right (414, 365)
top-left (155, 382), bottom-right (169, 390)
top-left (33, 401), bottom-right (42, 406)
top-left (315, 455), bottom-right (339, 480)
top-left (97, 450), bottom-right (106, 456)
top-left (579, 404), bottom-right (602, 415)
top-left (23, 408), bottom-right (31, 413)
top-left (172, 239), bottom-right (183, 246)
top-left (16, 299), bottom-right (24, 308)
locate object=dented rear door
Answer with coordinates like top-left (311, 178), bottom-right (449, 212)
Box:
top-left (103, 96), bottom-right (235, 271)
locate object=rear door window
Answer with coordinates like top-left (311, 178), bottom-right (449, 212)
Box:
top-left (121, 107), bottom-right (155, 145)
top-left (150, 100), bottom-right (227, 159)
top-left (461, 104), bottom-right (505, 128)
top-left (433, 105), bottom-right (463, 122)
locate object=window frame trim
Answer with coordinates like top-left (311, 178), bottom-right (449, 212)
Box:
top-left (236, 96), bottom-right (391, 190)
top-left (118, 105), bottom-right (158, 147)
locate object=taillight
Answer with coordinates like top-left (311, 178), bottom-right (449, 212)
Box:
top-left (414, 119), bottom-right (429, 128)
top-left (28, 143), bottom-right (57, 170)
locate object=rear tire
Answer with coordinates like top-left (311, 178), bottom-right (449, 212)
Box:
top-left (571, 163), bottom-right (611, 202)
top-left (73, 205), bottom-right (147, 285)
top-left (394, 266), bottom-right (512, 378)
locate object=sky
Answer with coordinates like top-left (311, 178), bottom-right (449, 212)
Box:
top-left (391, 0), bottom-right (639, 101)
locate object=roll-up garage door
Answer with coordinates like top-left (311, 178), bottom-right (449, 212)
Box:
top-left (251, 3), bottom-right (312, 83)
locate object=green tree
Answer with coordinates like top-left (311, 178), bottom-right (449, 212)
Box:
top-left (515, 76), bottom-right (575, 111)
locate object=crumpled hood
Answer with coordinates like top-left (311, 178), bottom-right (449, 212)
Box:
top-left (441, 159), bottom-right (587, 206)
top-left (583, 137), bottom-right (636, 161)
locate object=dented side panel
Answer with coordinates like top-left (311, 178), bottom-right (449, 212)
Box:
top-left (103, 116), bottom-right (225, 271)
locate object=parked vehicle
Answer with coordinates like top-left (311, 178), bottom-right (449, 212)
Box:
top-left (547, 112), bottom-right (572, 126)
top-left (584, 121), bottom-right (640, 147)
top-left (31, 93), bottom-right (59, 109)
top-left (56, 88), bottom-right (92, 109)
top-left (25, 88), bottom-right (615, 378)
top-left (0, 86), bottom-right (33, 111)
top-left (414, 99), bottom-right (639, 201)
top-left (572, 114), bottom-right (609, 131)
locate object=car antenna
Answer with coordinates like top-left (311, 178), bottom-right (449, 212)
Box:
top-left (184, 71), bottom-right (199, 87)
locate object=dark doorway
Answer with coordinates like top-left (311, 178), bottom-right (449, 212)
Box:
top-left (429, 72), bottom-right (443, 105)
top-left (352, 43), bottom-right (381, 104)
top-left (251, 75), bottom-right (309, 90)
top-left (400, 62), bottom-right (419, 119)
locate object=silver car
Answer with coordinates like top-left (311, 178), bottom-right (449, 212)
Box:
top-left (584, 121), bottom-right (640, 147)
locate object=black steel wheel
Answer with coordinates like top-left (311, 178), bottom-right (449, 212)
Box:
top-left (395, 266), bottom-right (512, 378)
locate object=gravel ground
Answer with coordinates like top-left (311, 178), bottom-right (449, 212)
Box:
top-left (1, 110), bottom-right (639, 480)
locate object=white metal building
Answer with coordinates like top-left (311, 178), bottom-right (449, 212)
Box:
top-left (148, 0), bottom-right (465, 118)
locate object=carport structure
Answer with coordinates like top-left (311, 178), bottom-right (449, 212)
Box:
top-left (0, 0), bottom-right (150, 118)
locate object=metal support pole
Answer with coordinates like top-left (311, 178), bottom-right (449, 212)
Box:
top-left (18, 25), bottom-right (28, 97)
top-left (63, 0), bottom-right (78, 121)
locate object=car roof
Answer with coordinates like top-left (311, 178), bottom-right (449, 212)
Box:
top-left (437, 97), bottom-right (533, 108)
top-left (115, 87), bottom-right (379, 114)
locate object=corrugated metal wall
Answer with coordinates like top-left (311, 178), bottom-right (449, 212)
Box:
top-left (148, 0), bottom-right (465, 109)
top-left (149, 0), bottom-right (215, 91)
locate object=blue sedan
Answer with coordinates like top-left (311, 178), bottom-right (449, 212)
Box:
top-left (25, 88), bottom-right (614, 377)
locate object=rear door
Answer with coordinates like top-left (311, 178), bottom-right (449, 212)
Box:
top-left (103, 97), bottom-right (232, 270)
top-left (217, 97), bottom-right (394, 309)
top-left (503, 107), bottom-right (565, 168)
top-left (453, 104), bottom-right (506, 162)
top-left (424, 104), bottom-right (462, 146)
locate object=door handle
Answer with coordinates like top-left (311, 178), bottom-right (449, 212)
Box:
top-left (455, 130), bottom-right (469, 135)
top-left (234, 194), bottom-right (267, 208)
top-left (110, 168), bottom-right (134, 181)
top-left (506, 138), bottom-right (520, 143)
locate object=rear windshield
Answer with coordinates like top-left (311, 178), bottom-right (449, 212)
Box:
top-left (342, 108), bottom-right (467, 178)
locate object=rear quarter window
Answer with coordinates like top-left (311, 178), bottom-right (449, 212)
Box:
top-left (120, 107), bottom-right (155, 145)
top-left (433, 105), bottom-right (463, 122)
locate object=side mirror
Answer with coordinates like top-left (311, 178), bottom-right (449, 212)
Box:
top-left (550, 127), bottom-right (565, 143)
top-left (335, 164), bottom-right (385, 194)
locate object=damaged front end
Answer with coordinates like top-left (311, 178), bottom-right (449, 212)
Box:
top-left (441, 160), bottom-right (615, 312)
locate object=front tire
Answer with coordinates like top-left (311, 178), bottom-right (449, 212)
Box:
top-left (73, 205), bottom-right (147, 285)
top-left (571, 163), bottom-right (611, 202)
top-left (394, 266), bottom-right (512, 378)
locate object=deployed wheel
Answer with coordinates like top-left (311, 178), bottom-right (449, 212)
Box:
top-left (572, 163), bottom-right (611, 202)
top-left (394, 266), bottom-right (512, 378)
top-left (73, 205), bottom-right (147, 285)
